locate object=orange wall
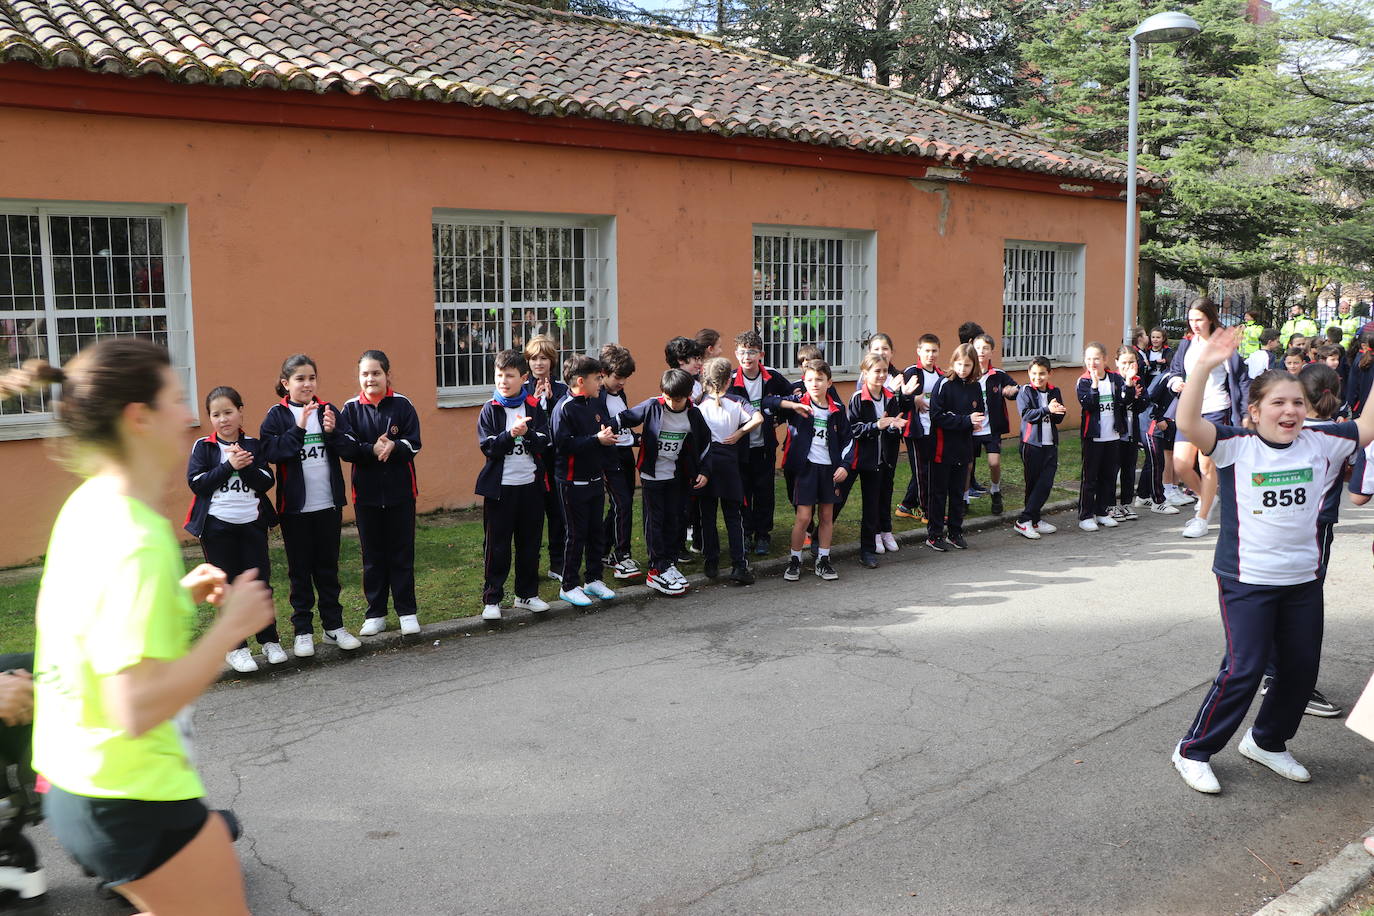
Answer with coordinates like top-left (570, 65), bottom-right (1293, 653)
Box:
top-left (0, 105), bottom-right (1126, 567)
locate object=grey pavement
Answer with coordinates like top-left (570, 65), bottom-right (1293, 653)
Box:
top-left (29, 505), bottom-right (1374, 915)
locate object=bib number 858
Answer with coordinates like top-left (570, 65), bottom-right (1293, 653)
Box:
top-left (1261, 488), bottom-right (1306, 508)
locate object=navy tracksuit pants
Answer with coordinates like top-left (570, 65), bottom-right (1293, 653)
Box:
top-left (1017, 444), bottom-right (1057, 526)
top-left (200, 516), bottom-right (278, 649)
top-left (355, 502), bottom-right (417, 620)
top-left (901, 437), bottom-right (933, 514)
top-left (927, 459), bottom-right (967, 537)
top-left (279, 507), bottom-right (344, 635)
top-left (602, 450), bottom-right (636, 561)
top-left (1179, 576), bottom-right (1324, 762)
top-left (741, 445), bottom-right (777, 538)
top-left (559, 480), bottom-right (606, 590)
top-left (1078, 438), bottom-right (1119, 519)
top-left (641, 477), bottom-right (686, 572)
top-left (539, 465), bottom-right (566, 574)
top-left (482, 482), bottom-right (544, 605)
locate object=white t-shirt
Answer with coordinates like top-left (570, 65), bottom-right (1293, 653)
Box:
top-left (1210, 423), bottom-right (1358, 585)
top-left (289, 403), bottom-right (335, 513)
top-left (1185, 343), bottom-right (1233, 415)
top-left (740, 372), bottom-right (766, 447)
top-left (698, 396), bottom-right (754, 444)
top-left (500, 406), bottom-right (537, 487)
top-left (1033, 388), bottom-right (1054, 443)
top-left (807, 404), bottom-right (831, 465)
top-left (208, 441), bottom-right (260, 524)
top-left (643, 407), bottom-right (692, 482)
top-left (603, 390), bottom-right (634, 448)
top-left (974, 369), bottom-right (994, 436)
top-left (1093, 376), bottom-right (1119, 443)
top-left (1246, 350), bottom-right (1271, 380)
top-left (916, 365), bottom-right (940, 435)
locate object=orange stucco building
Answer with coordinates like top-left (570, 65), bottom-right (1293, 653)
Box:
top-left (0, 0), bottom-right (1150, 567)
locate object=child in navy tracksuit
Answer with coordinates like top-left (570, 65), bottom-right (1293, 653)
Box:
top-left (864, 332), bottom-right (907, 547)
top-left (259, 353), bottom-right (361, 657)
top-left (925, 343), bottom-right (985, 551)
top-left (340, 349), bottom-right (423, 637)
top-left (778, 358), bottom-right (851, 581)
top-left (611, 368), bottom-right (712, 597)
top-left (186, 386), bottom-right (280, 673)
top-left (843, 353), bottom-right (907, 568)
top-left (896, 334), bottom-right (942, 524)
top-left (970, 334), bottom-right (1020, 514)
top-left (524, 334), bottom-right (569, 579)
top-left (1111, 346), bottom-right (1147, 520)
top-left (549, 355), bottom-right (619, 608)
top-left (1012, 357), bottom-right (1066, 538)
top-left (1076, 342), bottom-right (1134, 531)
top-left (728, 330), bottom-right (793, 555)
top-left (697, 358), bottom-right (762, 584)
top-left (598, 343), bottom-right (641, 581)
top-left (477, 349), bottom-right (553, 621)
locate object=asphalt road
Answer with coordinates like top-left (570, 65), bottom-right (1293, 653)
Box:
top-left (28, 504), bottom-right (1374, 915)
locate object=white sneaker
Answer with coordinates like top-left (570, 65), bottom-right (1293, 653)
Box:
top-left (664, 565), bottom-right (688, 587)
top-left (583, 580), bottom-right (616, 600)
top-left (560, 586), bottom-right (594, 607)
top-left (1238, 729), bottom-right (1311, 782)
top-left (1013, 520), bottom-right (1041, 540)
top-left (262, 642), bottom-right (289, 665)
top-left (1131, 496), bottom-right (1153, 508)
top-left (1119, 504), bottom-right (1139, 520)
top-left (1173, 743), bottom-right (1221, 794)
top-left (398, 614), bottom-right (421, 635)
top-left (226, 648), bottom-right (258, 673)
top-left (1167, 490), bottom-right (1196, 507)
top-left (1035, 521), bottom-right (1057, 534)
top-left (1096, 515), bottom-right (1119, 528)
top-left (323, 628), bottom-right (361, 650)
top-left (1079, 518), bottom-right (1099, 532)
top-left (514, 595), bottom-right (551, 613)
top-left (874, 535), bottom-right (886, 555)
top-left (1108, 505), bottom-right (1128, 520)
top-left (294, 634), bottom-right (316, 657)
top-left (482, 604), bottom-right (502, 620)
top-left (1151, 500), bottom-right (1180, 515)
top-left (646, 569), bottom-right (688, 596)
top-left (611, 557), bottom-right (642, 580)
top-left (548, 570), bottom-right (563, 582)
top-left (359, 617), bottom-right (387, 637)
top-left (881, 532), bottom-right (899, 552)
top-left (1182, 516), bottom-right (1209, 538)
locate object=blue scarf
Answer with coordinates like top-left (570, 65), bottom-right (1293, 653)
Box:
top-left (494, 390), bottom-right (526, 409)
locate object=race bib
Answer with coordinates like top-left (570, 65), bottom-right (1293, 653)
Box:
top-left (299, 431), bottom-right (326, 462)
top-left (812, 416), bottom-right (828, 441)
top-left (219, 473), bottom-right (252, 494)
top-left (1250, 468), bottom-right (1312, 516)
top-left (659, 430), bottom-right (686, 457)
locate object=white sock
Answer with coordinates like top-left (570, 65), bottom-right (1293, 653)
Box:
top-left (818, 547), bottom-right (830, 557)
top-left (990, 484), bottom-right (1000, 493)
top-left (791, 549), bottom-right (802, 561)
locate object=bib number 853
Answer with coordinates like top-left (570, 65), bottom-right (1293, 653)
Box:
top-left (1261, 488), bottom-right (1306, 508)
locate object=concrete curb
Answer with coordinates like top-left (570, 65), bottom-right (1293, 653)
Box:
top-left (1253, 830), bottom-right (1374, 916)
top-left (220, 496), bottom-right (1083, 682)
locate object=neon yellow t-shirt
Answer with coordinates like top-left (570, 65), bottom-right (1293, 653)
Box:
top-left (33, 477), bottom-right (204, 800)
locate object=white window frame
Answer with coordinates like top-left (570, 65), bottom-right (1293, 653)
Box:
top-left (432, 210), bottom-right (616, 408)
top-left (1002, 240), bottom-right (1085, 367)
top-left (753, 225), bottom-right (876, 377)
top-left (0, 201), bottom-right (196, 441)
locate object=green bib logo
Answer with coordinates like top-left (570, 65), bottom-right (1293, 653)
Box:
top-left (1251, 468), bottom-right (1313, 487)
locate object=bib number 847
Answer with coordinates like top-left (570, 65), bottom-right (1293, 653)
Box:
top-left (1261, 488), bottom-right (1306, 508)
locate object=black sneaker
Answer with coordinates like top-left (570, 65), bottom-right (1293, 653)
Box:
top-left (926, 536), bottom-right (949, 552)
top-left (1305, 688), bottom-right (1343, 718)
top-left (704, 559), bottom-right (720, 579)
top-left (729, 563), bottom-right (755, 585)
top-left (859, 551), bottom-right (879, 569)
top-left (754, 534), bottom-right (771, 556)
top-left (990, 492), bottom-right (1004, 515)
top-left (815, 556), bottom-right (838, 580)
top-left (744, 534), bottom-right (757, 555)
top-left (783, 556), bottom-right (802, 581)
top-left (948, 533), bottom-right (968, 549)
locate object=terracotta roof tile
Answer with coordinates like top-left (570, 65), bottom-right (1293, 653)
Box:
top-left (0, 0), bottom-right (1160, 187)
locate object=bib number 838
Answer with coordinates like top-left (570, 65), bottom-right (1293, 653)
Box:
top-left (1261, 488), bottom-right (1306, 508)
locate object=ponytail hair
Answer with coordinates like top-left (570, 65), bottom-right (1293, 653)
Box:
top-left (1298, 362), bottom-right (1342, 420)
top-left (1360, 332), bottom-right (1374, 372)
top-left (276, 353), bottom-right (317, 399)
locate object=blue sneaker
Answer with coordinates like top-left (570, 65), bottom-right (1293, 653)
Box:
top-left (583, 580), bottom-right (616, 600)
top-left (559, 586), bottom-right (594, 607)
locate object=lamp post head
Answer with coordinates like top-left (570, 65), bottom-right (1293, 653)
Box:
top-left (1132, 11), bottom-right (1202, 43)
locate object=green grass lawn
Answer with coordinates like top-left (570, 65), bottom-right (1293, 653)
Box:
top-left (0, 437), bottom-right (1085, 653)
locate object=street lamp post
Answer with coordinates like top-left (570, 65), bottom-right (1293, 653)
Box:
top-left (1123, 11), bottom-right (1201, 347)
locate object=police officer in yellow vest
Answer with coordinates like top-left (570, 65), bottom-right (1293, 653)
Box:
top-left (1333, 301), bottom-right (1363, 341)
top-left (1279, 304), bottom-right (1319, 347)
top-left (1238, 309), bottom-right (1266, 358)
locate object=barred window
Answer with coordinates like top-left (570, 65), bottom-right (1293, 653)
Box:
top-left (432, 213), bottom-right (613, 399)
top-left (0, 205), bottom-right (194, 436)
top-left (1002, 241), bottom-right (1084, 364)
top-left (753, 228), bottom-right (874, 373)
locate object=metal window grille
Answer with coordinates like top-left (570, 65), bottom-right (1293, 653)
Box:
top-left (753, 231), bottom-right (869, 372)
top-left (1002, 242), bottom-right (1082, 363)
top-left (433, 220), bottom-right (608, 392)
top-left (0, 209), bottom-right (191, 421)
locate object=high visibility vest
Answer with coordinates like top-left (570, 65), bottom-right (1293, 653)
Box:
top-left (1280, 316), bottom-right (1319, 344)
top-left (1336, 315), bottom-right (1363, 340)
top-left (1239, 321), bottom-right (1265, 358)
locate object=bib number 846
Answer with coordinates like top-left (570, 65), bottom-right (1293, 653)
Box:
top-left (1261, 488), bottom-right (1306, 508)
